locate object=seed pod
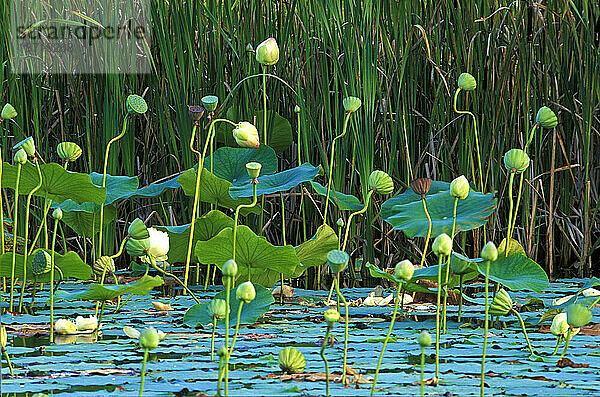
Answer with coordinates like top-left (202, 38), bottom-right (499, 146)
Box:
top-left (13, 148), bottom-right (27, 165)
top-left (458, 72), bottom-right (477, 91)
top-left (481, 241), bottom-right (498, 262)
top-left (126, 94), bottom-right (148, 115)
top-left (418, 330), bottom-right (432, 348)
top-left (432, 233), bottom-right (452, 257)
top-left (327, 249), bottom-right (349, 274)
top-left (255, 38), bottom-right (279, 66)
top-left (93, 256), bottom-right (115, 276)
top-left (550, 313), bottom-right (569, 338)
top-left (201, 95), bottom-right (219, 112)
top-left (13, 137), bottom-right (36, 157)
top-left (410, 178), bottom-right (432, 197)
top-left (188, 105), bottom-right (205, 122)
top-left (394, 259), bottom-right (414, 282)
top-left (236, 281), bottom-right (256, 303)
top-left (31, 249), bottom-right (52, 276)
top-left (1, 103), bottom-right (17, 120)
top-left (57, 142), bottom-right (82, 162)
top-left (139, 327), bottom-right (160, 350)
top-left (126, 238), bottom-right (151, 257)
top-left (128, 218), bottom-right (149, 240)
top-left (342, 96), bottom-right (362, 113)
top-left (324, 308), bottom-right (340, 325)
top-left (450, 175), bottom-right (469, 199)
top-left (535, 106), bottom-right (558, 129)
top-left (246, 162), bottom-right (262, 180)
top-left (369, 170), bottom-right (394, 195)
top-left (233, 122), bottom-right (260, 149)
top-left (489, 288), bottom-right (513, 316)
top-left (279, 347), bottom-right (306, 374)
top-left (222, 259), bottom-right (238, 278)
top-left (566, 303), bottom-right (592, 328)
top-left (52, 208), bottom-right (63, 221)
top-left (503, 149), bottom-right (530, 174)
top-left (207, 298), bottom-right (227, 320)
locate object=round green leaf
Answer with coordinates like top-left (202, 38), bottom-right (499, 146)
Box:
top-left (477, 254), bottom-right (549, 292)
top-left (229, 163), bottom-right (319, 199)
top-left (205, 146), bottom-right (278, 186)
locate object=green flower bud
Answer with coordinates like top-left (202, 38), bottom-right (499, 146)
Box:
top-left (245, 43), bottom-right (254, 52)
top-left (188, 105), bottom-right (205, 122)
top-left (394, 260), bottom-right (414, 282)
top-left (1, 103), bottom-right (17, 120)
top-left (418, 330), bottom-right (432, 348)
top-left (207, 298), bottom-right (228, 320)
top-left (126, 94), bottom-right (148, 115)
top-left (327, 249), bottom-right (349, 274)
top-left (93, 256), bottom-right (115, 276)
top-left (279, 347), bottom-right (306, 374)
top-left (536, 106), bottom-right (558, 129)
top-left (368, 170), bottom-right (394, 195)
top-left (480, 241), bottom-right (498, 262)
top-left (566, 303), bottom-right (592, 328)
top-left (13, 136), bottom-right (36, 157)
top-left (336, 218), bottom-right (344, 228)
top-left (52, 208), bottom-right (63, 220)
top-left (14, 148), bottom-right (27, 165)
top-left (217, 344), bottom-right (228, 357)
top-left (342, 96), bottom-right (362, 113)
top-left (139, 327), bottom-right (160, 350)
top-left (324, 308), bottom-right (340, 325)
top-left (201, 95), bottom-right (219, 112)
top-left (550, 313), bottom-right (569, 338)
top-left (410, 178), bottom-right (432, 197)
top-left (56, 142), bottom-right (82, 162)
top-left (0, 326), bottom-right (7, 349)
top-left (128, 218), bottom-right (150, 240)
top-left (31, 249), bottom-right (52, 276)
top-left (246, 162), bottom-right (262, 180)
top-left (503, 149), bottom-right (530, 174)
top-left (233, 122), bottom-right (260, 149)
top-left (126, 237), bottom-right (151, 257)
top-left (222, 259), bottom-right (238, 278)
top-left (432, 233), bottom-right (452, 257)
top-left (458, 72), bottom-right (477, 91)
top-left (489, 288), bottom-right (513, 316)
top-left (294, 105), bottom-right (301, 114)
top-left (450, 175), bottom-right (469, 199)
top-left (236, 281), bottom-right (256, 303)
top-left (255, 38), bottom-right (279, 66)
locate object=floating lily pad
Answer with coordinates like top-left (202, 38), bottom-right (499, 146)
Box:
top-left (380, 181), bottom-right (496, 237)
top-left (53, 275), bottom-right (163, 302)
top-left (229, 163), bottom-right (319, 199)
top-left (0, 251), bottom-right (91, 281)
top-left (477, 254), bottom-right (549, 292)
top-left (293, 224), bottom-right (339, 277)
top-left (205, 146), bottom-right (278, 186)
top-left (310, 181), bottom-right (362, 211)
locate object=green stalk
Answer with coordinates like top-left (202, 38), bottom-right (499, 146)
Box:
top-left (320, 325), bottom-right (332, 397)
top-left (453, 88), bottom-right (484, 195)
top-left (0, 150), bottom-right (5, 257)
top-left (419, 198), bottom-right (432, 267)
top-left (342, 190), bottom-right (374, 251)
top-left (139, 348), bottom-right (149, 397)
top-left (297, 109), bottom-right (307, 241)
top-left (233, 182), bottom-right (258, 266)
top-left (211, 320), bottom-right (217, 361)
top-left (9, 162), bottom-right (22, 310)
top-left (420, 347), bottom-right (425, 397)
top-left (262, 68), bottom-right (268, 145)
top-left (98, 114), bottom-right (129, 258)
top-left (224, 276), bottom-right (231, 396)
top-left (511, 309), bottom-right (534, 355)
top-left (558, 328), bottom-right (574, 360)
top-left (323, 112), bottom-right (352, 226)
top-left (2, 348), bottom-right (14, 376)
top-left (148, 255), bottom-right (200, 304)
top-left (506, 172), bottom-right (516, 244)
top-left (371, 285), bottom-right (401, 395)
top-left (442, 197), bottom-right (459, 333)
top-left (280, 192), bottom-right (286, 304)
top-left (94, 237), bottom-right (128, 317)
top-left (217, 354), bottom-right (225, 396)
top-left (19, 159), bottom-right (43, 312)
top-left (204, 263), bottom-right (211, 291)
top-left (480, 260), bottom-right (491, 397)
top-left (550, 338), bottom-right (561, 356)
top-left (458, 275), bottom-right (464, 322)
top-left (49, 215), bottom-right (59, 343)
top-left (334, 276), bottom-right (349, 385)
top-left (435, 255), bottom-right (443, 382)
top-left (227, 302), bottom-right (244, 355)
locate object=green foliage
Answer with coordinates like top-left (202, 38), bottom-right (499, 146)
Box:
top-left (206, 146), bottom-right (278, 186)
top-left (53, 275), bottom-right (164, 302)
top-left (0, 251), bottom-right (91, 281)
top-left (228, 163), bottom-right (319, 199)
top-left (477, 254), bottom-right (549, 292)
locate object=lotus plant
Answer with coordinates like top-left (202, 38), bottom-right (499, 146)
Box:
top-left (279, 347), bottom-right (305, 374)
top-left (432, 233), bottom-right (452, 383)
top-left (233, 163), bottom-right (261, 277)
top-left (320, 308), bottom-right (340, 397)
top-left (411, 178), bottom-right (432, 267)
top-left (207, 298), bottom-right (227, 360)
top-left (488, 288), bottom-right (534, 355)
top-left (0, 103), bottom-right (17, 261)
top-left (480, 241), bottom-right (498, 397)
top-left (139, 327), bottom-right (161, 397)
top-left (549, 313), bottom-right (569, 355)
top-left (220, 258), bottom-right (237, 396)
top-left (418, 330), bottom-right (432, 397)
top-left (9, 148), bottom-right (27, 310)
top-left (559, 303), bottom-right (592, 360)
top-left (503, 149), bottom-right (530, 244)
top-left (326, 249), bottom-right (350, 385)
top-left (255, 37), bottom-right (279, 146)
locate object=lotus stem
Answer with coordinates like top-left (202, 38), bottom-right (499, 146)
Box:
top-left (480, 259), bottom-right (490, 397)
top-left (342, 189), bottom-right (374, 251)
top-left (233, 182), bottom-right (258, 266)
top-left (420, 346), bottom-right (425, 397)
top-left (323, 111), bottom-right (352, 226)
top-left (453, 88), bottom-right (483, 195)
top-left (2, 347), bottom-right (14, 376)
top-left (217, 354), bottom-right (225, 396)
top-left (99, 114), bottom-right (129, 258)
top-left (419, 198), bottom-right (432, 267)
top-left (371, 284), bottom-right (401, 395)
top-left (506, 172), bottom-right (516, 244)
top-left (399, 283), bottom-right (406, 316)
top-left (50, 216), bottom-right (59, 343)
top-left (559, 328), bottom-right (574, 360)
top-left (94, 237), bottom-right (128, 317)
top-left (148, 255), bottom-right (200, 304)
top-left (334, 276), bottom-right (349, 385)
top-left (458, 275), bottom-right (464, 322)
top-left (280, 192), bottom-right (286, 304)
top-left (442, 197), bottom-right (459, 333)
top-left (511, 309), bottom-right (534, 355)
top-left (297, 109), bottom-right (307, 242)
top-left (320, 325), bottom-right (332, 397)
top-left (9, 162), bottom-right (22, 311)
top-left (19, 159), bottom-right (43, 312)
top-left (211, 320), bottom-right (217, 361)
top-left (139, 348), bottom-right (149, 397)
top-left (224, 276), bottom-right (231, 396)
top-left (227, 302), bottom-right (244, 355)
top-left (588, 295), bottom-right (600, 309)
top-left (435, 255), bottom-right (443, 382)
top-left (204, 263), bottom-right (211, 291)
top-left (550, 338), bottom-right (561, 356)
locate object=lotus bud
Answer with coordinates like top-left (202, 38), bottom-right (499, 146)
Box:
top-left (410, 178), bottom-right (432, 198)
top-left (207, 299), bottom-right (228, 320)
top-left (342, 96), bottom-right (362, 113)
top-left (128, 218), bottom-right (149, 240)
top-left (13, 148), bottom-right (27, 165)
top-left (294, 105), bottom-right (301, 114)
top-left (489, 288), bottom-right (513, 316)
top-left (369, 170), bottom-right (394, 195)
top-left (139, 327), bottom-right (160, 350)
top-left (13, 136), bottom-right (36, 157)
top-left (147, 227), bottom-right (169, 262)
top-left (255, 38), bottom-right (279, 66)
top-left (246, 162), bottom-right (262, 180)
top-left (0, 326), bottom-right (6, 349)
top-left (550, 313), bottom-right (569, 338)
top-left (418, 330), bottom-right (432, 348)
top-left (480, 241), bottom-right (498, 262)
top-left (432, 233), bottom-right (452, 257)
top-left (336, 218), bottom-right (344, 228)
top-left (536, 106), bottom-right (558, 129)
top-left (93, 256), bottom-right (115, 276)
top-left (217, 344), bottom-right (228, 357)
top-left (245, 43), bottom-right (254, 52)
top-left (75, 316), bottom-right (98, 332)
top-left (51, 207), bottom-right (63, 221)
top-left (233, 121), bottom-right (260, 149)
top-left (394, 260), bottom-right (414, 282)
top-left (327, 249), bottom-right (349, 274)
top-left (1, 103), bottom-right (17, 120)
top-left (56, 142), bottom-right (82, 162)
top-left (458, 72), bottom-right (477, 91)
top-left (566, 303), bottom-right (592, 328)
top-left (236, 281), bottom-right (256, 304)
top-left (503, 149), bottom-right (530, 174)
top-left (126, 94), bottom-right (148, 115)
top-left (324, 308), bottom-right (340, 325)
top-left (450, 175), bottom-right (469, 199)
top-left (222, 259), bottom-right (238, 278)
top-left (126, 237), bottom-right (151, 257)
top-left (279, 347), bottom-right (306, 374)
top-left (54, 318), bottom-right (77, 335)
top-left (188, 105), bottom-right (205, 123)
top-left (31, 249), bottom-right (52, 276)
top-left (201, 95), bottom-right (219, 112)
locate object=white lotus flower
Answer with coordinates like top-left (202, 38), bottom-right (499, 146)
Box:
top-left (147, 227), bottom-right (169, 262)
top-left (55, 319), bottom-right (78, 335)
top-left (550, 313), bottom-right (569, 337)
top-left (75, 315), bottom-right (98, 332)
